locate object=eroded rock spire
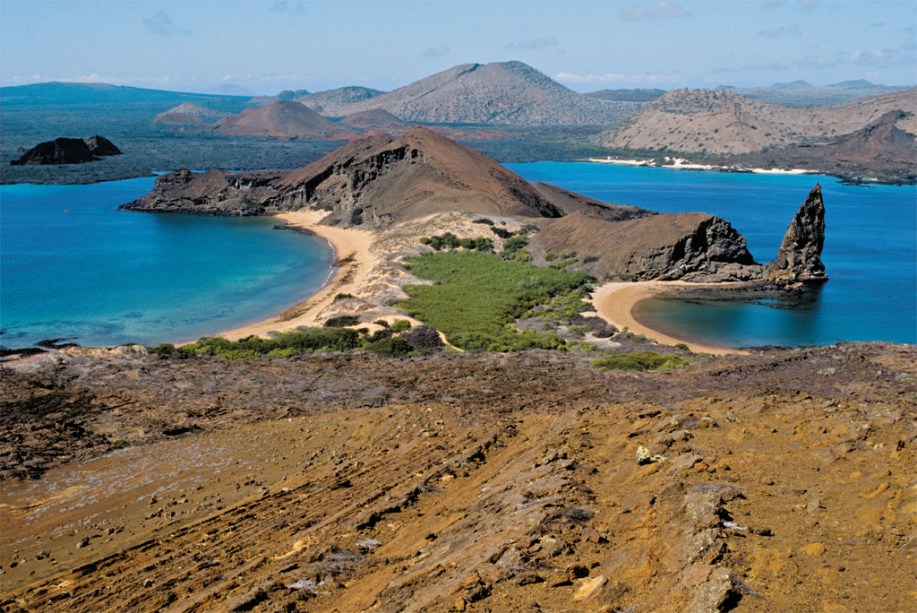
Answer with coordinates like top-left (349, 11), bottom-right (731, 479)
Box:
top-left (768, 184), bottom-right (827, 284)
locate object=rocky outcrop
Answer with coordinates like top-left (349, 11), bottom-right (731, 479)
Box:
top-left (766, 184), bottom-right (827, 283)
top-left (122, 168), bottom-right (286, 216)
top-left (83, 135), bottom-right (121, 156)
top-left (536, 211), bottom-right (760, 282)
top-left (11, 136), bottom-right (121, 165)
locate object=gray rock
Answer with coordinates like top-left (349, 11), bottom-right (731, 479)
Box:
top-left (767, 184), bottom-right (827, 283)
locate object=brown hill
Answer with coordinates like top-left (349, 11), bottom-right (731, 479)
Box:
top-left (598, 88), bottom-right (917, 154)
top-left (299, 86), bottom-right (385, 116)
top-left (329, 61), bottom-right (638, 126)
top-left (340, 108), bottom-right (405, 130)
top-left (719, 110), bottom-right (917, 181)
top-left (212, 101), bottom-right (347, 139)
top-left (153, 102), bottom-right (226, 126)
top-left (277, 126), bottom-right (566, 224)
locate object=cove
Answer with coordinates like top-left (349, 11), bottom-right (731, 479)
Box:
top-left (507, 162), bottom-right (917, 347)
top-left (0, 178), bottom-right (334, 348)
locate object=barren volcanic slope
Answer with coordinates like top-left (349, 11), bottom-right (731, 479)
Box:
top-left (212, 100), bottom-right (347, 139)
top-left (720, 110), bottom-right (917, 182)
top-left (1, 343), bottom-right (914, 612)
top-left (340, 108), bottom-right (405, 130)
top-left (321, 61), bottom-right (640, 126)
top-left (597, 87), bottom-right (917, 154)
top-left (153, 102), bottom-right (227, 126)
top-left (299, 86), bottom-right (386, 117)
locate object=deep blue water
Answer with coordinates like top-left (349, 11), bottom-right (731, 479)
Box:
top-left (507, 163), bottom-right (917, 347)
top-left (1, 178), bottom-right (333, 348)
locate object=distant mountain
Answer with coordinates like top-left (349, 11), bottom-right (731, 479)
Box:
top-left (733, 80), bottom-right (914, 107)
top-left (717, 110), bottom-right (916, 182)
top-left (597, 88), bottom-right (917, 155)
top-left (340, 108), bottom-right (405, 130)
top-left (212, 101), bottom-right (348, 139)
top-left (0, 82), bottom-right (249, 108)
top-left (299, 86), bottom-right (385, 116)
top-left (322, 61), bottom-right (639, 126)
top-left (584, 88), bottom-right (666, 103)
top-left (153, 103), bottom-right (228, 126)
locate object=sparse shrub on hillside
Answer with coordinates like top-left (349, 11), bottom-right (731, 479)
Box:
top-left (591, 351), bottom-right (689, 371)
top-left (401, 326), bottom-right (445, 352)
top-left (324, 315), bottom-right (361, 328)
top-left (389, 319), bottom-right (412, 333)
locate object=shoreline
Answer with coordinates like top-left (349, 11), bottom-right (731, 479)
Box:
top-left (584, 156), bottom-right (813, 176)
top-left (201, 210), bottom-right (377, 343)
top-left (591, 281), bottom-right (750, 356)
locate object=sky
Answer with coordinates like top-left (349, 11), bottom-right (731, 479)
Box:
top-left (1, 0), bottom-right (915, 95)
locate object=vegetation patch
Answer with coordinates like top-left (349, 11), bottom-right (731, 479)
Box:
top-left (149, 322), bottom-right (427, 360)
top-left (591, 351), bottom-right (689, 371)
top-left (398, 250), bottom-right (592, 351)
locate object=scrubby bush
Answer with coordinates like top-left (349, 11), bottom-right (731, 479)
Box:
top-left (324, 315), bottom-right (360, 328)
top-left (401, 325), bottom-right (444, 352)
top-left (591, 352), bottom-right (689, 371)
top-left (389, 319), bottom-right (412, 333)
top-left (398, 251), bottom-right (591, 352)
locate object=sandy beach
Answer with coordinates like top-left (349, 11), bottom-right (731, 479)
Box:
top-left (214, 210), bottom-right (377, 341)
top-left (592, 281), bottom-right (748, 356)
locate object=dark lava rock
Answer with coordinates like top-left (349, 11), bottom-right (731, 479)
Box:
top-left (767, 184), bottom-right (827, 283)
top-left (84, 135), bottom-right (121, 156)
top-left (11, 136), bottom-right (121, 166)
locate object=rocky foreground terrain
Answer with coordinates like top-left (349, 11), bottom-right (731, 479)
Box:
top-left (1, 342), bottom-right (914, 611)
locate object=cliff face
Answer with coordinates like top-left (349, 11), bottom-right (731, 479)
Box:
top-left (537, 211), bottom-right (759, 282)
top-left (767, 184), bottom-right (827, 283)
top-left (10, 136), bottom-right (121, 165)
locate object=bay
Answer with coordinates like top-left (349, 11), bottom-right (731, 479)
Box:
top-left (507, 162), bottom-right (917, 347)
top-left (0, 178), bottom-right (333, 348)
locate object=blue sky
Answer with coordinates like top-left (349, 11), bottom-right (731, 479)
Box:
top-left (1, 0), bottom-right (914, 95)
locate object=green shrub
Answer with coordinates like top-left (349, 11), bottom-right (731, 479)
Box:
top-left (591, 352), bottom-right (689, 371)
top-left (363, 335), bottom-right (413, 356)
top-left (397, 251), bottom-right (591, 352)
top-left (175, 328), bottom-right (361, 359)
top-left (324, 315), bottom-right (360, 328)
top-left (389, 319), bottom-right (412, 333)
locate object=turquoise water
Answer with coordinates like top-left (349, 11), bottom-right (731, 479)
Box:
top-left (2, 165), bottom-right (914, 350)
top-left (508, 163), bottom-right (917, 347)
top-left (1, 178), bottom-right (333, 348)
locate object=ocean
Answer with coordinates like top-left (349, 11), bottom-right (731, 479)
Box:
top-left (508, 162), bottom-right (917, 347)
top-left (0, 178), bottom-right (333, 348)
top-left (2, 165), bottom-right (914, 350)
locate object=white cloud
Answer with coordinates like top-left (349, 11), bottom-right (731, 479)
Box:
top-left (756, 24), bottom-right (801, 38)
top-left (506, 37), bottom-right (559, 51)
top-left (422, 45), bottom-right (450, 59)
top-left (142, 10), bottom-right (190, 36)
top-left (619, 1), bottom-right (691, 20)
